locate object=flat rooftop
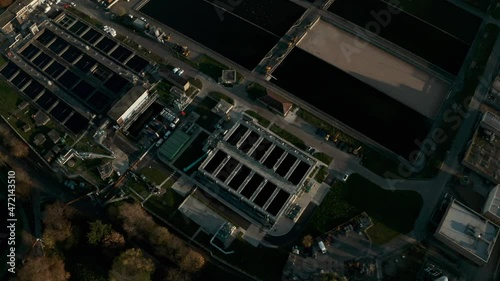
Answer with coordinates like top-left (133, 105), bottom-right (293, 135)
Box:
top-left (157, 130), bottom-right (191, 161)
top-left (107, 86), bottom-right (148, 121)
top-left (297, 19), bottom-right (450, 119)
top-left (484, 185), bottom-right (500, 222)
top-left (436, 200), bottom-right (499, 264)
top-left (463, 111), bottom-right (500, 184)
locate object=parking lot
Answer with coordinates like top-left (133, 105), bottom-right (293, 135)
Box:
top-left (284, 215), bottom-right (376, 279)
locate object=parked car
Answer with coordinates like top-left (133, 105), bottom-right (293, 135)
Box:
top-left (342, 174), bottom-right (349, 182)
top-left (156, 138), bottom-right (164, 147)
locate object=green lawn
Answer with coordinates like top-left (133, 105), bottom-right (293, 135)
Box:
top-left (0, 80), bottom-right (22, 117)
top-left (312, 152), bottom-right (333, 165)
top-left (314, 166), bottom-right (329, 183)
top-left (194, 54), bottom-right (243, 83)
top-left (306, 174), bottom-right (422, 244)
top-left (188, 78), bottom-right (203, 90)
top-left (0, 56), bottom-right (7, 68)
top-left (126, 178), bottom-right (150, 198)
top-left (246, 83), bottom-right (267, 100)
top-left (195, 55), bottom-right (228, 81)
top-left (196, 233), bottom-right (288, 281)
top-left (365, 219), bottom-right (402, 245)
top-left (244, 110), bottom-right (271, 127)
top-left (139, 167), bottom-right (171, 186)
top-left (209, 91), bottom-right (234, 105)
top-left (143, 187), bottom-right (185, 219)
top-left (269, 124), bottom-right (306, 150)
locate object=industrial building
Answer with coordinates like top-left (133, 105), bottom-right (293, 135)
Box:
top-left (435, 200), bottom-right (499, 265)
top-left (196, 119), bottom-right (317, 228)
top-left (159, 69), bottom-right (190, 91)
top-left (0, 10), bottom-right (154, 135)
top-left (258, 89), bottom-right (293, 117)
top-left (157, 130), bottom-right (191, 161)
top-left (0, 0), bottom-right (42, 34)
top-left (485, 75), bottom-right (500, 110)
top-left (462, 111), bottom-right (500, 185)
top-left (107, 85), bottom-right (157, 130)
top-left (483, 185), bottom-right (500, 225)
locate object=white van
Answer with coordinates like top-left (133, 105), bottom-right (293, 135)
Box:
top-left (318, 241), bottom-right (327, 254)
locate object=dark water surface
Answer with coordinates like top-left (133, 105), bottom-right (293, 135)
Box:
top-left (273, 48), bottom-right (431, 156)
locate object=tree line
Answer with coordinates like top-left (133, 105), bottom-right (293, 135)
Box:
top-left (15, 201), bottom-right (206, 281)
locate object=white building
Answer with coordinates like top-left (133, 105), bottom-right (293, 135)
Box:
top-left (435, 200), bottom-right (499, 265)
top-left (107, 86), bottom-right (156, 129)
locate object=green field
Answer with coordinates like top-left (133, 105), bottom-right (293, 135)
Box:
top-left (269, 124), bottom-right (306, 150)
top-left (314, 166), bottom-right (329, 183)
top-left (306, 174), bottom-right (422, 244)
top-left (143, 187), bottom-right (185, 220)
top-left (244, 110), bottom-right (271, 127)
top-left (246, 83), bottom-right (267, 100)
top-left (139, 167), bottom-right (171, 186)
top-left (312, 152), bottom-right (333, 165)
top-left (195, 232), bottom-right (288, 281)
top-left (209, 92), bottom-right (234, 105)
top-left (195, 54), bottom-right (240, 82)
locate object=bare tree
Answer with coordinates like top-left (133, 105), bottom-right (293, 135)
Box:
top-left (109, 248), bottom-right (155, 281)
top-left (15, 168), bottom-right (33, 185)
top-left (0, 150), bottom-right (8, 166)
top-left (15, 182), bottom-right (33, 201)
top-left (0, 0), bottom-right (12, 8)
top-left (17, 256), bottom-right (70, 281)
top-left (42, 202), bottom-right (75, 245)
top-left (302, 235), bottom-right (313, 248)
top-left (165, 268), bottom-right (191, 281)
top-left (149, 226), bottom-right (170, 245)
top-left (103, 231), bottom-right (126, 256)
top-left (118, 203), bottom-right (155, 239)
top-left (9, 138), bottom-right (29, 158)
top-left (320, 273), bottom-right (348, 281)
top-left (0, 123), bottom-right (11, 138)
top-left (177, 249), bottom-right (205, 273)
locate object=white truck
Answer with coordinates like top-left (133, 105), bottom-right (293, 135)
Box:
top-left (318, 241), bottom-right (327, 254)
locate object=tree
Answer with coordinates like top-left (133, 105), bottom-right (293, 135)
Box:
top-left (87, 220), bottom-right (113, 245)
top-left (177, 249), bottom-right (205, 273)
top-left (320, 273), bottom-right (348, 281)
top-left (0, 150), bottom-right (8, 166)
top-left (15, 181), bottom-right (32, 201)
top-left (8, 138), bottom-right (29, 158)
top-left (42, 202), bottom-right (75, 244)
top-left (302, 235), bottom-right (313, 248)
top-left (109, 248), bottom-right (155, 281)
top-left (18, 256), bottom-right (70, 281)
top-left (149, 226), bottom-right (170, 247)
top-left (0, 0), bottom-right (12, 8)
top-left (118, 203), bottom-right (155, 239)
top-left (165, 268), bottom-right (191, 281)
top-left (102, 231), bottom-right (125, 256)
top-left (15, 168), bottom-right (33, 201)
